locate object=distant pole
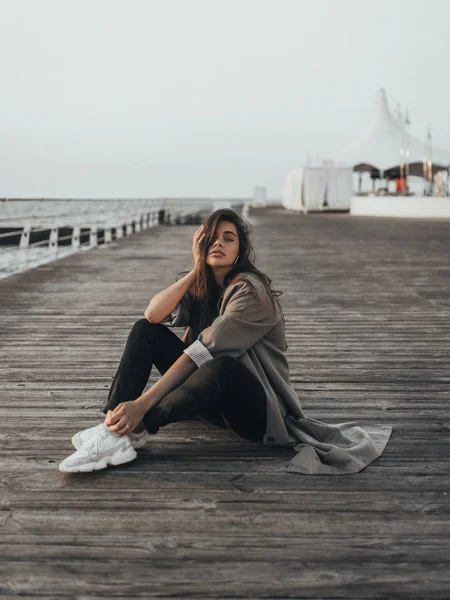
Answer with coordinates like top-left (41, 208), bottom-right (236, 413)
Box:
top-left (424, 125), bottom-right (432, 195)
top-left (404, 109), bottom-right (410, 193)
top-left (423, 156), bottom-right (427, 195)
top-left (399, 147), bottom-right (404, 182)
top-left (427, 125), bottom-right (433, 195)
top-left (399, 105), bottom-right (404, 184)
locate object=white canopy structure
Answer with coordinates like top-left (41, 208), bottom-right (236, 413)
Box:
top-left (282, 167), bottom-right (352, 213)
top-left (328, 89), bottom-right (450, 177)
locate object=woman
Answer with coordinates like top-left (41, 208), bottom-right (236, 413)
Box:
top-left (59, 208), bottom-right (392, 475)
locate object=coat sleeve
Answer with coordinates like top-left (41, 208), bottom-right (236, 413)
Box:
top-left (160, 291), bottom-right (192, 328)
top-left (183, 278), bottom-right (279, 367)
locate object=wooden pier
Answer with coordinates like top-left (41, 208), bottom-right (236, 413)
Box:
top-left (1, 207), bottom-right (449, 598)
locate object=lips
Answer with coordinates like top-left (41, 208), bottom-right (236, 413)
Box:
top-left (210, 251), bottom-right (225, 256)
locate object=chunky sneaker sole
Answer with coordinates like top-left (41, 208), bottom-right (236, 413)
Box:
top-left (72, 425), bottom-right (148, 450)
top-left (59, 444), bottom-right (137, 473)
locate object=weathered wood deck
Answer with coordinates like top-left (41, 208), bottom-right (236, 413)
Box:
top-left (1, 206), bottom-right (449, 599)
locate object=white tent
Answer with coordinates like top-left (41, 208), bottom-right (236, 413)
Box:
top-left (328, 89), bottom-right (450, 176)
top-left (282, 167), bottom-right (352, 213)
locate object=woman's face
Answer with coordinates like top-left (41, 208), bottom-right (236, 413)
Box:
top-left (205, 220), bottom-right (239, 269)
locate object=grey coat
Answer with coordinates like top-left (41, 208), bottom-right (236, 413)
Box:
top-left (163, 272), bottom-right (392, 475)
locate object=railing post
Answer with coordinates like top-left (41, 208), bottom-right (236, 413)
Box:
top-left (126, 221), bottom-right (133, 236)
top-left (20, 225), bottom-right (31, 249)
top-left (89, 226), bottom-right (98, 248)
top-left (72, 226), bottom-right (80, 250)
top-left (116, 224), bottom-right (123, 239)
top-left (104, 228), bottom-right (112, 244)
top-left (49, 227), bottom-right (58, 251)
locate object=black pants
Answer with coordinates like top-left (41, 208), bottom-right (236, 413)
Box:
top-left (102, 319), bottom-right (267, 442)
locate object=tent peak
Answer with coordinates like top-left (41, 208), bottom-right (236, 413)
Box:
top-left (376, 87), bottom-right (388, 107)
top-left (328, 89), bottom-right (450, 171)
top-left (372, 88), bottom-right (402, 133)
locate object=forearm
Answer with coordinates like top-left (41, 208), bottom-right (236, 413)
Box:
top-left (144, 269), bottom-right (197, 323)
top-left (135, 352), bottom-right (199, 412)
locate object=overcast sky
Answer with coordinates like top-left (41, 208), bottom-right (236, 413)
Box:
top-left (1, 0), bottom-right (449, 198)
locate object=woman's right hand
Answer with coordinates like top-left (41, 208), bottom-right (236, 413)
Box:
top-left (192, 224), bottom-right (205, 269)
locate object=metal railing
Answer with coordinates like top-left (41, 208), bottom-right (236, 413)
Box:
top-left (0, 198), bottom-right (224, 279)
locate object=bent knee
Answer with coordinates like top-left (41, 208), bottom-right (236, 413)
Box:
top-left (130, 318), bottom-right (164, 336)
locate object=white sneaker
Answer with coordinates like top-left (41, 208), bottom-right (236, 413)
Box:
top-left (72, 423), bottom-right (149, 450)
top-left (59, 423), bottom-right (137, 473)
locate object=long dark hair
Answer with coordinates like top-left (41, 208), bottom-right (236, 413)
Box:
top-left (176, 208), bottom-right (285, 343)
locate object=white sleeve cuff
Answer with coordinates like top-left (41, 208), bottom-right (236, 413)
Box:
top-left (183, 340), bottom-right (214, 368)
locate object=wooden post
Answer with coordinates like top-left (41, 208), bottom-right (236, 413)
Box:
top-left (19, 225), bottom-right (31, 249)
top-left (72, 226), bottom-right (80, 250)
top-left (49, 227), bottom-right (58, 251)
top-left (89, 226), bottom-right (98, 248)
top-left (104, 228), bottom-right (112, 244)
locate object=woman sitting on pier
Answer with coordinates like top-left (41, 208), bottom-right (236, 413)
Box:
top-left (59, 208), bottom-right (391, 474)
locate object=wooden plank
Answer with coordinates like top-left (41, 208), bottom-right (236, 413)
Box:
top-left (1, 207), bottom-right (450, 599)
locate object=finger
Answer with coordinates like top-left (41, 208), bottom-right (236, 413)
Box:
top-left (107, 411), bottom-right (123, 425)
top-left (110, 426), bottom-right (126, 435)
top-left (195, 232), bottom-right (205, 244)
top-left (108, 417), bottom-right (128, 433)
top-left (109, 406), bottom-right (122, 419)
top-left (118, 424), bottom-right (133, 435)
top-left (111, 421), bottom-right (133, 435)
top-left (104, 410), bottom-right (113, 424)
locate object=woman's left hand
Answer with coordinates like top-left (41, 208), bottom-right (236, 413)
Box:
top-left (105, 400), bottom-right (146, 435)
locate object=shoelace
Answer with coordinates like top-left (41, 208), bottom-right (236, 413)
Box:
top-left (80, 427), bottom-right (109, 457)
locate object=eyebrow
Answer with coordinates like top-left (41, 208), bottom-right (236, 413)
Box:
top-left (223, 231), bottom-right (236, 237)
